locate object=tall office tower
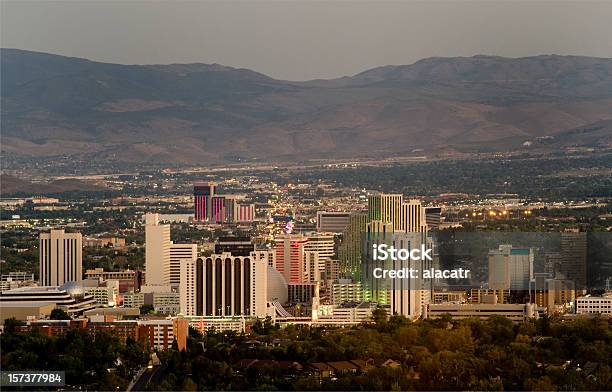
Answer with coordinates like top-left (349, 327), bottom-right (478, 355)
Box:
top-left (325, 259), bottom-right (340, 282)
top-left (223, 197), bottom-right (235, 222)
top-left (424, 207), bottom-right (442, 230)
top-left (338, 211), bottom-right (368, 275)
top-left (368, 194), bottom-right (403, 223)
top-left (488, 245), bottom-right (510, 291)
top-left (211, 196), bottom-right (226, 223)
top-left (368, 194), bottom-right (428, 233)
top-left (304, 232), bottom-right (335, 281)
top-left (361, 219), bottom-right (395, 304)
top-left (39, 229), bottom-right (82, 286)
top-left (397, 199), bottom-right (428, 232)
top-left (145, 213), bottom-right (171, 286)
top-left (488, 245), bottom-right (534, 291)
top-left (303, 233), bottom-right (335, 260)
top-left (179, 251), bottom-right (269, 317)
top-left (179, 257), bottom-right (197, 316)
top-left (222, 196), bottom-right (256, 223)
top-left (194, 183), bottom-right (216, 222)
top-left (559, 232), bottom-right (587, 289)
top-left (389, 233), bottom-right (430, 320)
top-left (169, 243), bottom-right (197, 286)
top-left (195, 188), bottom-right (255, 224)
top-left (274, 234), bottom-right (309, 283)
top-left (304, 251), bottom-right (322, 282)
top-left (316, 211), bottom-right (351, 233)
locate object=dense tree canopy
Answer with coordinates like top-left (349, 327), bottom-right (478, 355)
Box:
top-left (3, 314), bottom-right (611, 390)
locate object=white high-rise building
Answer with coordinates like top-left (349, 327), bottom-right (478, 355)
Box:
top-left (364, 195), bottom-right (433, 319)
top-left (304, 251), bottom-right (322, 283)
top-left (388, 233), bottom-right (432, 320)
top-left (39, 229), bottom-right (82, 286)
top-left (368, 194), bottom-right (428, 233)
top-left (304, 232), bottom-right (335, 282)
top-left (145, 213), bottom-right (171, 286)
top-left (180, 257), bottom-right (197, 316)
top-left (368, 194), bottom-right (403, 224)
top-left (303, 232), bottom-right (335, 260)
top-left (180, 251), bottom-right (269, 318)
top-left (169, 243), bottom-right (197, 286)
top-left (397, 199), bottom-right (428, 233)
top-left (488, 245), bottom-right (534, 291)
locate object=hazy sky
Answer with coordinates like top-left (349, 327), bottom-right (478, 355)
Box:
top-left (2, 1), bottom-right (611, 81)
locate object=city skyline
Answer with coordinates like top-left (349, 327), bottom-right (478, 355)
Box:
top-left (1, 1), bottom-right (611, 390)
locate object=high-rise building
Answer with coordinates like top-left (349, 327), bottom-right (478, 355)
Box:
top-left (559, 232), bottom-right (587, 289)
top-left (274, 234), bottom-right (310, 283)
top-left (316, 211), bottom-right (351, 233)
top-left (193, 183), bottom-right (255, 223)
top-left (210, 196), bottom-right (226, 223)
top-left (325, 259), bottom-right (340, 282)
top-left (488, 245), bottom-right (534, 291)
top-left (224, 196), bottom-right (256, 223)
top-left (194, 183), bottom-right (215, 222)
top-left (145, 213), bottom-right (171, 286)
top-left (179, 251), bottom-right (269, 317)
top-left (304, 251), bottom-right (322, 283)
top-left (388, 233), bottom-right (432, 320)
top-left (303, 232), bottom-right (335, 261)
top-left (397, 199), bottom-right (428, 232)
top-left (368, 194), bottom-right (428, 233)
top-left (337, 212), bottom-right (368, 275)
top-left (39, 229), bottom-right (82, 286)
top-left (303, 232), bottom-right (336, 282)
top-left (368, 194), bottom-right (403, 224)
top-left (169, 243), bottom-right (197, 286)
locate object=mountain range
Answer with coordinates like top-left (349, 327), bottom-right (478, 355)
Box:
top-left (2, 49), bottom-right (611, 164)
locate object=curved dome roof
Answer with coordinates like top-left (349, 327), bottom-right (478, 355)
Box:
top-left (267, 266), bottom-right (288, 305)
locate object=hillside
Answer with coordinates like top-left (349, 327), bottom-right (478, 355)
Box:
top-left (2, 49), bottom-right (611, 164)
top-left (0, 174), bottom-right (107, 195)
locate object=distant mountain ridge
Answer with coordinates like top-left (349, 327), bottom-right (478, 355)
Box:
top-left (2, 48), bottom-right (611, 164)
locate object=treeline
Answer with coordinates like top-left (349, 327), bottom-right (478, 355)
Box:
top-left (152, 315), bottom-right (611, 390)
top-left (1, 320), bottom-right (149, 390)
top-left (2, 315), bottom-right (611, 390)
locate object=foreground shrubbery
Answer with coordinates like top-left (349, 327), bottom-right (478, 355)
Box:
top-left (1, 320), bottom-right (148, 390)
top-left (2, 315), bottom-right (611, 390)
top-left (157, 315), bottom-right (611, 390)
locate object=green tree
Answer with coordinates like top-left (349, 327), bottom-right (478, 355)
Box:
top-left (50, 308), bottom-right (71, 320)
top-left (3, 317), bottom-right (24, 334)
top-left (140, 304), bottom-right (155, 314)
